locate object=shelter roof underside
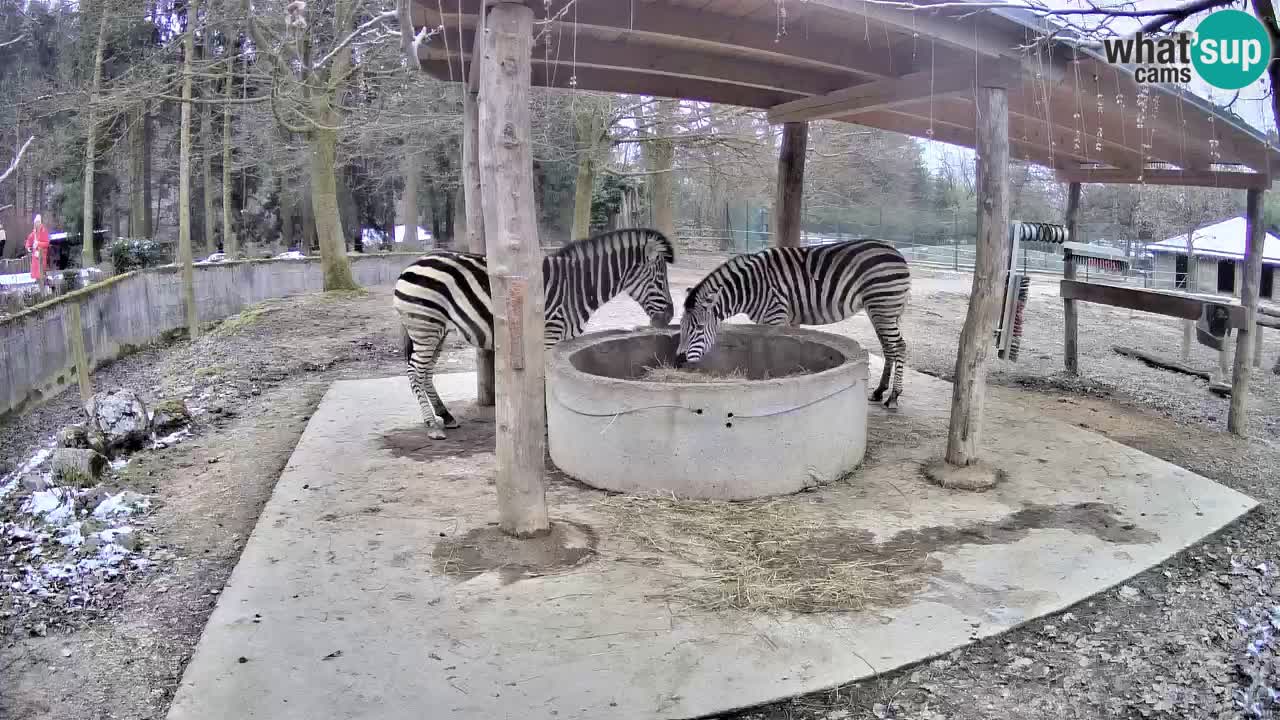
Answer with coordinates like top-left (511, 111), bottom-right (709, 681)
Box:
top-left (412, 0), bottom-right (1279, 185)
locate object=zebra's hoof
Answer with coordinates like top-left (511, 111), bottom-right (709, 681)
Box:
top-left (869, 389), bottom-right (886, 402)
top-left (443, 418), bottom-right (461, 429)
top-left (882, 395), bottom-right (901, 410)
top-left (426, 425), bottom-right (448, 440)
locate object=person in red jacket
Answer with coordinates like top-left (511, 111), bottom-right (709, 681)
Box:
top-left (25, 214), bottom-right (50, 283)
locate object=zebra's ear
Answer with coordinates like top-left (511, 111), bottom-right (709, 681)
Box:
top-left (645, 241), bottom-right (663, 263)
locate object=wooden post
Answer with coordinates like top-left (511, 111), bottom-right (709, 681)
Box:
top-left (945, 86), bottom-right (1009, 467)
top-left (478, 1), bottom-right (550, 537)
top-left (64, 302), bottom-right (94, 407)
top-left (462, 23), bottom-right (496, 407)
top-left (1062, 181), bottom-right (1081, 374)
top-left (1228, 187), bottom-right (1266, 435)
top-left (773, 121), bottom-right (807, 248)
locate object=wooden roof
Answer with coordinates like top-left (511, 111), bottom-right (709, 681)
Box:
top-left (411, 0), bottom-right (1279, 186)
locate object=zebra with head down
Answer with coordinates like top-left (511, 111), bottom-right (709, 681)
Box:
top-left (676, 238), bottom-right (911, 407)
top-left (393, 227), bottom-right (676, 438)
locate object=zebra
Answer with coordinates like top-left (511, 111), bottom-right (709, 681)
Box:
top-left (675, 238), bottom-right (911, 407)
top-left (393, 227), bottom-right (676, 438)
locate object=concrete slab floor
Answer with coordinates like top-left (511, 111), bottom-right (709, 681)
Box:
top-left (167, 360), bottom-right (1257, 720)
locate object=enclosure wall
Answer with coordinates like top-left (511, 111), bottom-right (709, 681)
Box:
top-left (0, 254), bottom-right (418, 417)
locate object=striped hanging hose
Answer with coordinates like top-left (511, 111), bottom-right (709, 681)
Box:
top-left (1007, 275), bottom-right (1031, 362)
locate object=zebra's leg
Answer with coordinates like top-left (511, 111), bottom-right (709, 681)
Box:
top-left (870, 315), bottom-right (907, 408)
top-left (405, 322), bottom-right (451, 439)
top-left (427, 326), bottom-right (460, 429)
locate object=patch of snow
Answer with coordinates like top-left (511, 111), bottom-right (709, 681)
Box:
top-left (109, 457), bottom-right (130, 472)
top-left (57, 522), bottom-right (84, 547)
top-left (1, 442), bottom-right (56, 499)
top-left (22, 489), bottom-right (76, 525)
top-left (97, 526), bottom-right (133, 544)
top-left (92, 492), bottom-right (149, 520)
top-left (152, 427), bottom-right (190, 449)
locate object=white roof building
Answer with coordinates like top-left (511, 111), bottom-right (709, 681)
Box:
top-left (1146, 217), bottom-right (1280, 265)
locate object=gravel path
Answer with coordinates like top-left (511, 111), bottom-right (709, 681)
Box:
top-left (3, 256), bottom-right (1280, 720)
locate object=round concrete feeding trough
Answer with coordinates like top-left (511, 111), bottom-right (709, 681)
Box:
top-left (546, 325), bottom-right (868, 500)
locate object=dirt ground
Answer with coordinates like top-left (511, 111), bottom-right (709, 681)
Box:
top-left (3, 256), bottom-right (1280, 719)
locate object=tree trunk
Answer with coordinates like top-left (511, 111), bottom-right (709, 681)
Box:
top-left (82, 8), bottom-right (109, 268)
top-left (1229, 188), bottom-right (1266, 435)
top-left (443, 191), bottom-right (454, 245)
top-left (773, 121), bottom-right (808, 248)
top-left (304, 0), bottom-right (358, 290)
top-left (309, 125), bottom-right (358, 290)
top-left (645, 99), bottom-right (677, 240)
top-left (479, 1), bottom-right (549, 537)
top-left (281, 188), bottom-right (295, 250)
top-left (1180, 221), bottom-right (1199, 361)
top-left (144, 106), bottom-right (154, 238)
top-left (129, 108), bottom-right (147, 238)
top-left (201, 80), bottom-right (216, 254)
top-left (462, 52), bottom-right (495, 406)
top-left (1062, 182), bottom-right (1081, 374)
top-left (178, 0), bottom-right (200, 337)
top-left (945, 87), bottom-right (1009, 467)
top-left (571, 102), bottom-right (607, 239)
top-left (399, 151), bottom-right (419, 244)
top-left (222, 56), bottom-right (237, 258)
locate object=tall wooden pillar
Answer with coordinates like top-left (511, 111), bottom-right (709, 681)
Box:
top-left (945, 86), bottom-right (1010, 467)
top-left (1228, 187), bottom-right (1266, 435)
top-left (462, 19), bottom-right (495, 407)
top-left (478, 1), bottom-right (550, 537)
top-left (1062, 181), bottom-right (1081, 374)
top-left (773, 122), bottom-right (807, 248)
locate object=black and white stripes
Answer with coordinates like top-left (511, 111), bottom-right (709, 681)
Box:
top-left (676, 238), bottom-right (912, 407)
top-left (392, 227), bottom-right (675, 437)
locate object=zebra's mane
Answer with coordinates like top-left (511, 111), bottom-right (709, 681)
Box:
top-left (683, 251), bottom-right (758, 311)
top-left (552, 227), bottom-right (674, 265)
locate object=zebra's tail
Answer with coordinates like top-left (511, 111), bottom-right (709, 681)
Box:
top-left (402, 326), bottom-right (413, 365)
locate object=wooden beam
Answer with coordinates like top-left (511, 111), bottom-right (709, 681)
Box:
top-left (421, 1), bottom-right (907, 81)
top-left (774, 122), bottom-right (807, 248)
top-left (767, 65), bottom-right (1003, 124)
top-left (805, 0), bottom-right (1008, 60)
top-left (946, 86), bottom-right (1010, 468)
top-left (462, 31), bottom-right (494, 407)
top-left (1059, 279), bottom-right (1248, 327)
top-left (478, 1), bottom-right (549, 537)
top-left (419, 57), bottom-right (806, 109)
top-left (887, 93), bottom-right (1146, 172)
top-left (850, 108), bottom-right (1087, 170)
top-left (1056, 167), bottom-right (1272, 190)
top-left (1229, 187), bottom-right (1266, 435)
top-left (1063, 182), bottom-right (1081, 375)
top-left (429, 29), bottom-right (865, 99)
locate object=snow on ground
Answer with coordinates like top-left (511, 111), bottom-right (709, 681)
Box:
top-left (1, 440), bottom-right (160, 614)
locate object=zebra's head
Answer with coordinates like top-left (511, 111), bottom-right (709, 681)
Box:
top-left (675, 285), bottom-right (722, 368)
top-left (624, 233), bottom-right (676, 328)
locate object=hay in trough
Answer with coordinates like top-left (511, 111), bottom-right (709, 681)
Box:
top-left (594, 494), bottom-right (907, 613)
top-left (638, 360), bottom-right (805, 384)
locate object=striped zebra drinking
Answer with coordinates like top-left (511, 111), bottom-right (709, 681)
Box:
top-left (675, 238), bottom-right (911, 407)
top-left (393, 228), bottom-right (676, 438)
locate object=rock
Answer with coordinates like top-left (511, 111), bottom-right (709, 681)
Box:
top-left (150, 398), bottom-right (192, 435)
top-left (56, 424), bottom-right (91, 449)
top-left (20, 474), bottom-right (51, 492)
top-left (85, 390), bottom-right (150, 453)
top-left (51, 448), bottom-right (108, 487)
top-left (1118, 585), bottom-right (1141, 602)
